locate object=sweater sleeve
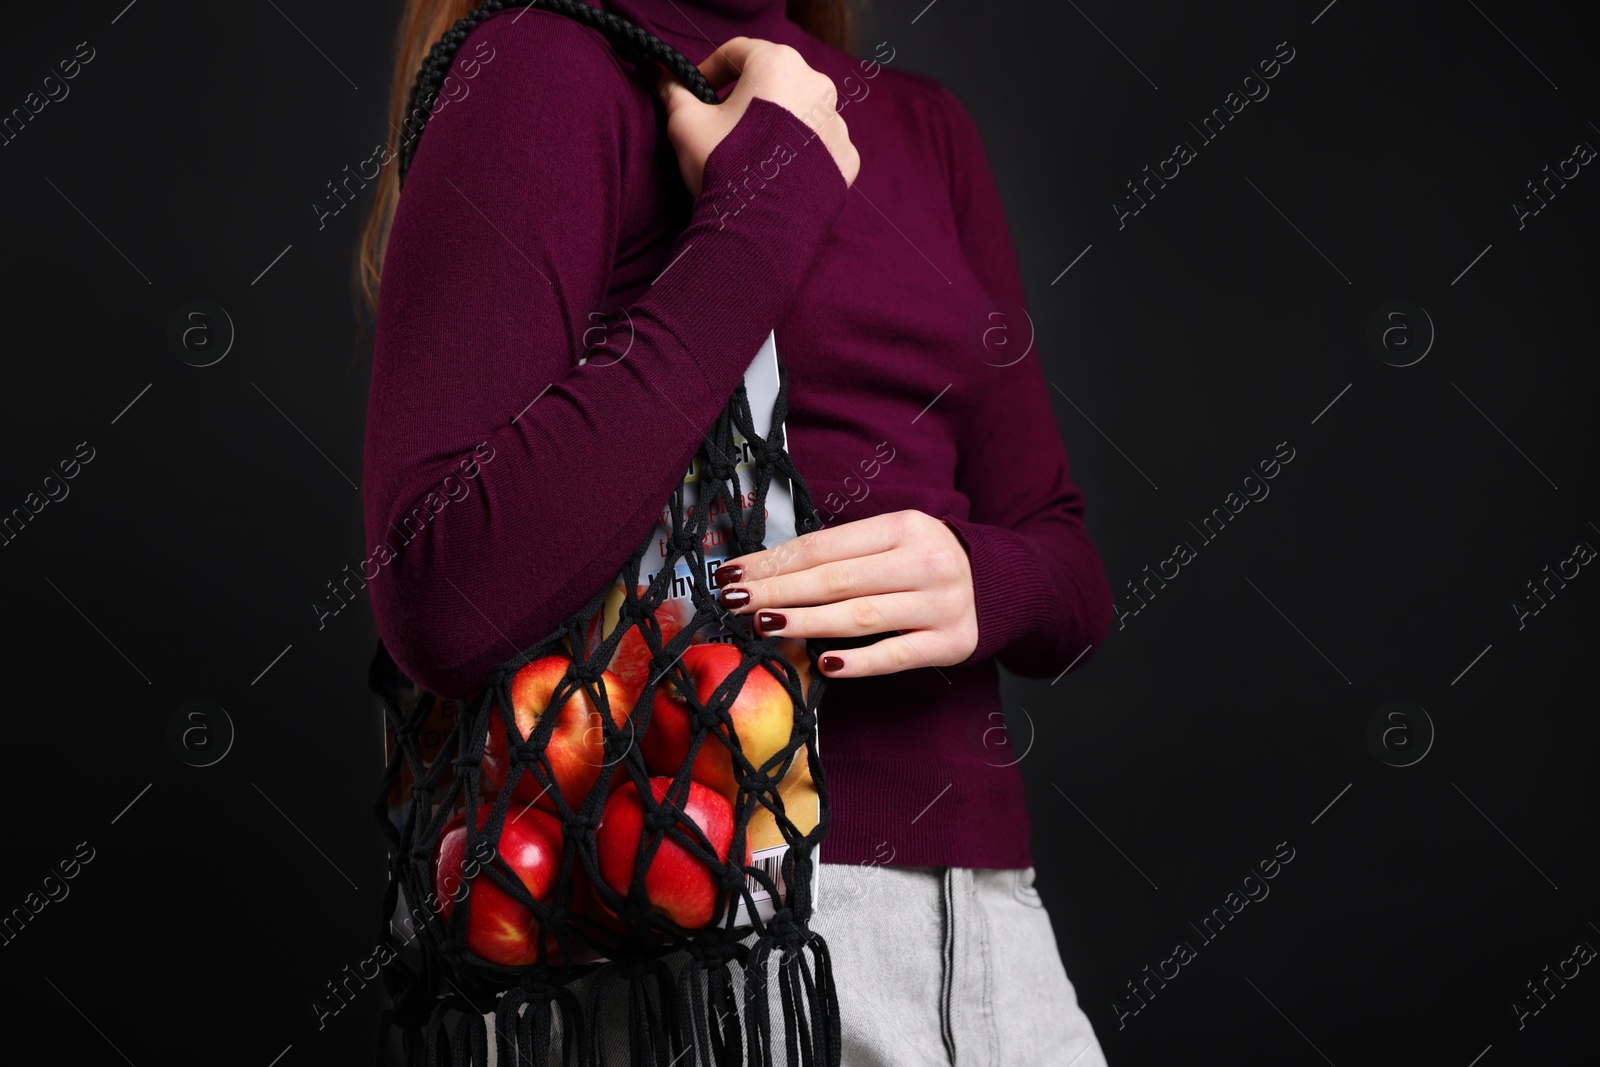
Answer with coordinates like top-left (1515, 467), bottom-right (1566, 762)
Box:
top-left (929, 83), bottom-right (1114, 679)
top-left (363, 10), bottom-right (848, 699)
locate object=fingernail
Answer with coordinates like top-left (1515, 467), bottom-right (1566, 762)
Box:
top-left (757, 611), bottom-right (786, 633)
top-left (820, 655), bottom-right (844, 674)
top-left (721, 586), bottom-right (750, 608)
top-left (715, 563), bottom-right (743, 586)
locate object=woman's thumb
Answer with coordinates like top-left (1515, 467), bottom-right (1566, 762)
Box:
top-left (656, 66), bottom-right (695, 112)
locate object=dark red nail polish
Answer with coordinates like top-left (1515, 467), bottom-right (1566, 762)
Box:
top-left (820, 655), bottom-right (844, 673)
top-left (721, 586), bottom-right (750, 608)
top-left (715, 563), bottom-right (743, 586)
top-left (757, 611), bottom-right (786, 632)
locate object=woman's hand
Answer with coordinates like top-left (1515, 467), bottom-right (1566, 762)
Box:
top-left (658, 37), bottom-right (860, 195)
top-left (713, 510), bottom-right (978, 678)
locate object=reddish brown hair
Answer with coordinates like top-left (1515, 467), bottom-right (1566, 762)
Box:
top-left (355, 0), bottom-right (855, 315)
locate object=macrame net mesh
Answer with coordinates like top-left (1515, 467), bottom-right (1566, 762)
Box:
top-left (369, 6), bottom-right (837, 1064)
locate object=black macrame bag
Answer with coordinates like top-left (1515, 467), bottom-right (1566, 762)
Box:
top-left (368, 3), bottom-right (837, 1065)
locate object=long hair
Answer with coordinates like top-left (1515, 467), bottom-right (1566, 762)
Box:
top-left (355, 0), bottom-right (855, 315)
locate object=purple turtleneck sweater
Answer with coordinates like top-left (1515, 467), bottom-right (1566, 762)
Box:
top-left (363, 0), bottom-right (1113, 868)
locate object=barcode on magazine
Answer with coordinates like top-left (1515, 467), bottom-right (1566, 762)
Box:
top-left (746, 847), bottom-right (787, 902)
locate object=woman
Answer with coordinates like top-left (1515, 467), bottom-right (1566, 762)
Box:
top-left (361, 0), bottom-right (1114, 1062)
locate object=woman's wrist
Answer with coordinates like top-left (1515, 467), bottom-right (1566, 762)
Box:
top-left (693, 95), bottom-right (848, 240)
top-left (636, 94), bottom-right (847, 410)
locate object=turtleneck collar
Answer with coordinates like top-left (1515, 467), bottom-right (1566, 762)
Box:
top-left (601, 0), bottom-right (800, 65)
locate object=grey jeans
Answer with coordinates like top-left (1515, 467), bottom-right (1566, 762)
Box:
top-left (816, 863), bottom-right (1107, 1067)
top-left (485, 863), bottom-right (1107, 1066)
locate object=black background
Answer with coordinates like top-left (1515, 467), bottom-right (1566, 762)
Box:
top-left (1, 1), bottom-right (1595, 1064)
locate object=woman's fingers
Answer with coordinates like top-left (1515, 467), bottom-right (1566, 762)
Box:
top-left (721, 546), bottom-right (954, 612)
top-left (817, 632), bottom-right (962, 679)
top-left (754, 590), bottom-right (937, 640)
top-left (724, 511), bottom-right (932, 585)
top-left (715, 509), bottom-right (978, 679)
top-left (656, 64), bottom-right (692, 107)
top-left (696, 36), bottom-right (758, 91)
top-left (657, 36), bottom-right (858, 193)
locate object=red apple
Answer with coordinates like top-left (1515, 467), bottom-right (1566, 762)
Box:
top-left (482, 655), bottom-right (637, 813)
top-left (641, 643), bottom-right (795, 800)
top-left (435, 804), bottom-right (563, 966)
top-left (596, 777), bottom-right (738, 930)
top-left (585, 582), bottom-right (695, 697)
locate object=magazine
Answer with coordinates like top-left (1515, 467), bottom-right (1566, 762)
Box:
top-left (610, 328), bottom-right (819, 927)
